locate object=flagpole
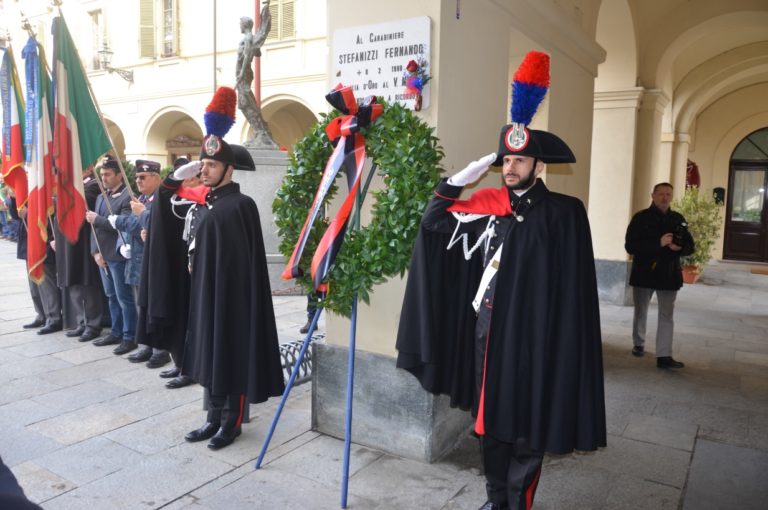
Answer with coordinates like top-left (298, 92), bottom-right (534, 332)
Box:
top-left (51, 1), bottom-right (135, 199)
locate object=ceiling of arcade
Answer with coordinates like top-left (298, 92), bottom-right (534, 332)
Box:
top-left (586, 0), bottom-right (768, 134)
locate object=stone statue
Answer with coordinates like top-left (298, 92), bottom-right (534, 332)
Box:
top-left (236, 2), bottom-right (278, 149)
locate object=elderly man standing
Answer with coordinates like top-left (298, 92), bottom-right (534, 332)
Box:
top-left (85, 155), bottom-right (136, 355)
top-left (112, 160), bottom-right (171, 368)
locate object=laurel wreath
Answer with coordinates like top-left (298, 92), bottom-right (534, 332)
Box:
top-left (272, 101), bottom-right (443, 317)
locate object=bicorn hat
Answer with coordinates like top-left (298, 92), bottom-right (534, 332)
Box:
top-left (200, 87), bottom-right (236, 166)
top-left (492, 51), bottom-right (576, 166)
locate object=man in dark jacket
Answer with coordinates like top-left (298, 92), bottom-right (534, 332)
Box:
top-left (85, 156), bottom-right (136, 355)
top-left (8, 194), bottom-right (62, 333)
top-left (625, 182), bottom-right (694, 369)
top-left (55, 165), bottom-right (104, 342)
top-left (182, 133), bottom-right (284, 450)
top-left (133, 157), bottom-right (196, 382)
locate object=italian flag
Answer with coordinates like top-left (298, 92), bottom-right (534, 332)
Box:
top-left (52, 16), bottom-right (111, 244)
top-left (22, 37), bottom-right (55, 283)
top-left (0, 45), bottom-right (29, 208)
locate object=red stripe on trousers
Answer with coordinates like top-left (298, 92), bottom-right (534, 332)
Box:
top-left (525, 465), bottom-right (542, 510)
top-left (235, 395), bottom-right (246, 428)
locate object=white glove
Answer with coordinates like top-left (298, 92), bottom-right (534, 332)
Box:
top-left (447, 152), bottom-right (497, 187)
top-left (119, 243), bottom-right (132, 260)
top-left (173, 160), bottom-right (202, 181)
top-left (108, 214), bottom-right (118, 229)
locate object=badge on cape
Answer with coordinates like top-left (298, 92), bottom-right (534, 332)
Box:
top-left (505, 123), bottom-right (530, 152)
top-left (204, 135), bottom-right (222, 156)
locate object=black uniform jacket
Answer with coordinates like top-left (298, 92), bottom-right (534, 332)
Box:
top-left (396, 178), bottom-right (606, 454)
top-left (135, 176), bottom-right (191, 361)
top-left (55, 177), bottom-right (101, 287)
top-left (182, 182), bottom-right (285, 402)
top-left (625, 204), bottom-right (694, 291)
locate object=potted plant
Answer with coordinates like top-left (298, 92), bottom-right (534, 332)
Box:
top-left (672, 186), bottom-right (723, 283)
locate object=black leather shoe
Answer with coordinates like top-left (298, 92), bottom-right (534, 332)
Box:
top-left (146, 351), bottom-right (171, 369)
top-left (37, 321), bottom-right (63, 335)
top-left (159, 367), bottom-right (180, 379)
top-left (66, 326), bottom-right (86, 338)
top-left (23, 318), bottom-right (45, 329)
top-left (127, 346), bottom-right (153, 363)
top-left (478, 502), bottom-right (503, 510)
top-left (299, 319), bottom-right (316, 334)
top-left (113, 341), bottom-right (137, 355)
top-left (657, 356), bottom-right (685, 369)
top-left (93, 334), bottom-right (121, 346)
top-left (632, 345), bottom-right (644, 357)
top-left (185, 422), bottom-right (219, 442)
top-left (78, 328), bottom-right (102, 342)
top-left (207, 427), bottom-right (242, 450)
top-left (165, 375), bottom-right (194, 389)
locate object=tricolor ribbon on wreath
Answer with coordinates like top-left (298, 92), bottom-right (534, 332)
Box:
top-left (282, 83), bottom-right (383, 291)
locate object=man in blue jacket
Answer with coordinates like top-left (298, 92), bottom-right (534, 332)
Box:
top-left (625, 182), bottom-right (695, 369)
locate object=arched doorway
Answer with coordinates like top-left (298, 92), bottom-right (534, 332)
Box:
top-left (246, 97), bottom-right (318, 151)
top-left (104, 119), bottom-right (126, 161)
top-left (723, 127), bottom-right (768, 262)
top-left (145, 109), bottom-right (203, 167)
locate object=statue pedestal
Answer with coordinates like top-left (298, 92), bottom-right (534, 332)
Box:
top-left (233, 147), bottom-right (296, 294)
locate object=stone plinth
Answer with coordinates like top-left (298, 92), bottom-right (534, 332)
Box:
top-left (233, 148), bottom-right (294, 293)
top-left (312, 343), bottom-right (474, 463)
top-left (596, 258), bottom-right (633, 305)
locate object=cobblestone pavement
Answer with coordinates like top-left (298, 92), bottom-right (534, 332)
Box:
top-left (1, 238), bottom-right (766, 509)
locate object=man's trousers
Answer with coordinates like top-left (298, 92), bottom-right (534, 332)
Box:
top-left (632, 287), bottom-right (677, 358)
top-left (482, 435), bottom-right (544, 510)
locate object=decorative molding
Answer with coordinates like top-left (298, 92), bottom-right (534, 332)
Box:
top-left (661, 132), bottom-right (690, 144)
top-left (165, 134), bottom-right (201, 149)
top-left (638, 89), bottom-right (670, 114)
top-left (491, 0), bottom-right (607, 76)
top-left (593, 88), bottom-right (644, 110)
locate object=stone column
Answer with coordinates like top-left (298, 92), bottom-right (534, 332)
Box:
top-left (589, 88), bottom-right (642, 304)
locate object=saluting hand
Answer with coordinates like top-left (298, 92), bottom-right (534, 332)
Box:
top-left (448, 153), bottom-right (497, 187)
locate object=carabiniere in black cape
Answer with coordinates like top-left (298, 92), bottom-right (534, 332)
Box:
top-left (182, 182), bottom-right (285, 403)
top-left (396, 178), bottom-right (606, 454)
top-left (135, 176), bottom-right (192, 362)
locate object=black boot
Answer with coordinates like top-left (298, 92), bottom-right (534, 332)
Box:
top-left (185, 422), bottom-right (219, 442)
top-left (207, 426), bottom-right (242, 450)
top-left (299, 318), bottom-right (316, 334)
top-left (37, 320), bottom-right (63, 335)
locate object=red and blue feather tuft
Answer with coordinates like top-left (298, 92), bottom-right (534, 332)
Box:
top-left (204, 86), bottom-right (237, 137)
top-left (510, 51), bottom-right (550, 125)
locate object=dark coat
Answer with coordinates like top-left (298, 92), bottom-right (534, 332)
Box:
top-left (625, 204), bottom-right (694, 291)
top-left (8, 198), bottom-right (55, 269)
top-left (135, 177), bottom-right (192, 361)
top-left (90, 184), bottom-right (131, 262)
top-left (396, 179), bottom-right (606, 455)
top-left (55, 177), bottom-right (102, 287)
top-left (182, 182), bottom-right (285, 402)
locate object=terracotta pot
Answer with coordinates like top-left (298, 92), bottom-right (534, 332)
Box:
top-left (682, 265), bottom-right (701, 284)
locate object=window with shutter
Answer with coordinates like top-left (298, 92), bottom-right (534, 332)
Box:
top-left (281, 0), bottom-right (295, 39)
top-left (266, 0), bottom-right (295, 41)
top-left (139, 0), bottom-right (155, 59)
top-left (162, 0), bottom-right (178, 57)
top-left (89, 10), bottom-right (103, 70)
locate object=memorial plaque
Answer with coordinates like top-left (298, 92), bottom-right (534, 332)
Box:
top-left (332, 16), bottom-right (431, 110)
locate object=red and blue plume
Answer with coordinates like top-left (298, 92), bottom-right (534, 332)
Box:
top-left (204, 86), bottom-right (236, 137)
top-left (510, 51), bottom-right (550, 125)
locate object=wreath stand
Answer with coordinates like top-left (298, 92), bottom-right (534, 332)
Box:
top-left (255, 90), bottom-right (441, 509)
top-left (255, 162), bottom-right (378, 509)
